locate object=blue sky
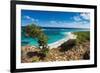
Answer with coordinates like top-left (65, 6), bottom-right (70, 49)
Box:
top-left (21, 10), bottom-right (90, 28)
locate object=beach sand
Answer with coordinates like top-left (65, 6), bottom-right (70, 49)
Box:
top-left (48, 32), bottom-right (77, 49)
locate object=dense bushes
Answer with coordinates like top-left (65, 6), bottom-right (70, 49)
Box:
top-left (73, 31), bottom-right (90, 44)
top-left (32, 56), bottom-right (40, 62)
top-left (59, 39), bottom-right (76, 52)
top-left (59, 31), bottom-right (90, 52)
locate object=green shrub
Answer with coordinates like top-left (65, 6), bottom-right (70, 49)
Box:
top-left (32, 56), bottom-right (40, 62)
top-left (59, 39), bottom-right (76, 52)
top-left (26, 24), bottom-right (48, 50)
top-left (73, 31), bottom-right (90, 44)
top-left (41, 48), bottom-right (49, 56)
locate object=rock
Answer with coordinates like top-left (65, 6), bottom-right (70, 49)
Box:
top-left (83, 50), bottom-right (90, 59)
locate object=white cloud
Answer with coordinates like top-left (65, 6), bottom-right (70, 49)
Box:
top-left (24, 15), bottom-right (38, 22)
top-left (24, 16), bottom-right (31, 19)
top-left (43, 13), bottom-right (90, 28)
top-left (73, 16), bottom-right (82, 21)
top-left (43, 20), bottom-right (90, 28)
top-left (65, 13), bottom-right (90, 28)
top-left (80, 13), bottom-right (90, 20)
top-left (50, 21), bottom-right (57, 24)
top-left (31, 18), bottom-right (35, 21)
top-left (72, 13), bottom-right (90, 22)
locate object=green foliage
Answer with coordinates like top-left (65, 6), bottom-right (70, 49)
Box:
top-left (26, 24), bottom-right (42, 38)
top-left (59, 39), bottom-right (76, 52)
top-left (26, 23), bottom-right (48, 49)
top-left (41, 48), bottom-right (49, 56)
top-left (73, 31), bottom-right (90, 44)
top-left (37, 33), bottom-right (48, 48)
top-left (32, 56), bottom-right (40, 62)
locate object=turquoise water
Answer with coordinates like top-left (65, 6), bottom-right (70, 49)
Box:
top-left (21, 28), bottom-right (89, 46)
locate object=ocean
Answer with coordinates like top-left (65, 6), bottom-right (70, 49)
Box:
top-left (21, 27), bottom-right (89, 46)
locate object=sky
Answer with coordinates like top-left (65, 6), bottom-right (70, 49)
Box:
top-left (21, 10), bottom-right (90, 28)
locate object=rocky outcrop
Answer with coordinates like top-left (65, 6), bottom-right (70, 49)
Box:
top-left (21, 41), bottom-right (90, 63)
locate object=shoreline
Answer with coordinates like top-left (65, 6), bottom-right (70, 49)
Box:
top-left (48, 32), bottom-right (77, 49)
top-left (21, 31), bottom-right (90, 63)
top-left (22, 32), bottom-right (77, 49)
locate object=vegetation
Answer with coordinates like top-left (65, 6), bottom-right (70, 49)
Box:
top-left (26, 24), bottom-right (48, 50)
top-left (21, 31), bottom-right (90, 63)
top-left (59, 31), bottom-right (90, 53)
top-left (32, 56), bottom-right (40, 62)
top-left (26, 24), bottom-right (42, 38)
top-left (41, 48), bottom-right (49, 56)
top-left (37, 33), bottom-right (48, 49)
top-left (73, 31), bottom-right (90, 44)
top-left (59, 39), bottom-right (76, 52)
top-left (25, 23), bottom-right (49, 60)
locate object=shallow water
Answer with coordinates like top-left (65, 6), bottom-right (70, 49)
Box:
top-left (21, 28), bottom-right (89, 46)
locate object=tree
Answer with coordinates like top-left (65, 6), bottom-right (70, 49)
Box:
top-left (37, 33), bottom-right (48, 49)
top-left (26, 23), bottom-right (48, 50)
top-left (26, 24), bottom-right (42, 38)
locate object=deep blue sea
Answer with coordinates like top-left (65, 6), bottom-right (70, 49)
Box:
top-left (21, 27), bottom-right (89, 46)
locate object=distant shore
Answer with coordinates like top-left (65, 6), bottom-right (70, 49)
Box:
top-left (22, 26), bottom-right (90, 30)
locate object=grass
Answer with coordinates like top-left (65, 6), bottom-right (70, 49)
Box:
top-left (73, 31), bottom-right (90, 44)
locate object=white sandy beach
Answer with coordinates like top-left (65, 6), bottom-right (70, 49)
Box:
top-left (22, 32), bottom-right (77, 50)
top-left (48, 32), bottom-right (77, 49)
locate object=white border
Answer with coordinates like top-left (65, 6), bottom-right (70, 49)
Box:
top-left (16, 4), bottom-right (94, 69)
